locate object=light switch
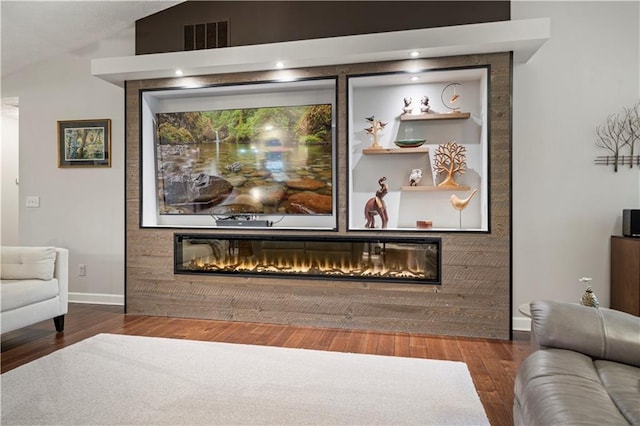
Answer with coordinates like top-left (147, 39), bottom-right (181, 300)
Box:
top-left (25, 196), bottom-right (40, 208)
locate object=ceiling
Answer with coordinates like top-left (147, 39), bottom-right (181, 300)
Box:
top-left (1, 0), bottom-right (183, 79)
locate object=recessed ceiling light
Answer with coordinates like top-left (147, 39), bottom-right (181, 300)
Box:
top-left (410, 76), bottom-right (420, 81)
top-left (410, 51), bottom-right (420, 57)
top-left (275, 61), bottom-right (285, 69)
top-left (175, 69), bottom-right (184, 76)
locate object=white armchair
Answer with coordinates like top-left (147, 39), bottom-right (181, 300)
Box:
top-left (1, 246), bottom-right (69, 334)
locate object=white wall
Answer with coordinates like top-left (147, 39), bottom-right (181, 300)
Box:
top-left (512, 1), bottom-right (640, 329)
top-left (1, 27), bottom-right (134, 305)
top-left (2, 3), bottom-right (638, 325)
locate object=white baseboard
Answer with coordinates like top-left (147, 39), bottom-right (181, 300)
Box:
top-left (512, 315), bottom-right (531, 332)
top-left (68, 292), bottom-right (124, 306)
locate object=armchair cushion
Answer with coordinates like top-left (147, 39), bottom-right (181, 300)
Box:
top-left (1, 246), bottom-right (56, 281)
top-left (1, 279), bottom-right (60, 311)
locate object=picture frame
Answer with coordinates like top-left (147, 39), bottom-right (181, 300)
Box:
top-left (58, 119), bottom-right (111, 168)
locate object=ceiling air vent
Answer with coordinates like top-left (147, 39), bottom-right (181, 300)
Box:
top-left (184, 21), bottom-right (228, 51)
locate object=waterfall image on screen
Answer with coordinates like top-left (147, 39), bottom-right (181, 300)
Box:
top-left (155, 104), bottom-right (333, 216)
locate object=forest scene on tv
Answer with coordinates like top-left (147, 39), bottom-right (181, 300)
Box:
top-left (155, 104), bottom-right (333, 216)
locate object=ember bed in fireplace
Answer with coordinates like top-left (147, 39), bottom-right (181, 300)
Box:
top-left (175, 234), bottom-right (441, 284)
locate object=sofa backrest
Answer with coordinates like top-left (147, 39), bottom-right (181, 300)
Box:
top-left (1, 246), bottom-right (57, 281)
top-left (531, 300), bottom-right (640, 368)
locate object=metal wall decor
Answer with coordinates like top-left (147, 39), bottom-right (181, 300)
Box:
top-left (594, 102), bottom-right (639, 172)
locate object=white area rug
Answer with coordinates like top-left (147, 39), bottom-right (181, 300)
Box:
top-left (1, 333), bottom-right (489, 425)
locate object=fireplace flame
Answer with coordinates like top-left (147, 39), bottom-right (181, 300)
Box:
top-left (187, 252), bottom-right (426, 280)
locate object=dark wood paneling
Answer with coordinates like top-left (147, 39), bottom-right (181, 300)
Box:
top-left (136, 1), bottom-right (510, 55)
top-left (610, 236), bottom-right (640, 315)
top-left (125, 53), bottom-right (512, 339)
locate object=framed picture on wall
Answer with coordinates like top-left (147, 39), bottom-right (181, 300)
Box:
top-left (57, 119), bottom-right (111, 168)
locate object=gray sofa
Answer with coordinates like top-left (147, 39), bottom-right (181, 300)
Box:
top-left (514, 300), bottom-right (640, 425)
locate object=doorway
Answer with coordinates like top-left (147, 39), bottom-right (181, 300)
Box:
top-left (1, 97), bottom-right (19, 245)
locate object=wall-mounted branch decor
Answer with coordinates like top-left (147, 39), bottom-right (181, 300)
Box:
top-left (595, 101), bottom-right (639, 172)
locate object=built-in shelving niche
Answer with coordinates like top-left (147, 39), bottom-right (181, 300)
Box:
top-left (348, 67), bottom-right (489, 231)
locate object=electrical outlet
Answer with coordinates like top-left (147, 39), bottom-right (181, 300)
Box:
top-left (78, 264), bottom-right (86, 276)
top-left (25, 196), bottom-right (40, 208)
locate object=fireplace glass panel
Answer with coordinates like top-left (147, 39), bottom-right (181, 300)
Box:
top-left (175, 234), bottom-right (440, 284)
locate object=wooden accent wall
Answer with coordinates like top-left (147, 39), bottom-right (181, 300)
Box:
top-left (125, 53), bottom-right (512, 339)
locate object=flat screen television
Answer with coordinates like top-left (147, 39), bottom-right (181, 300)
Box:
top-left (140, 78), bottom-right (337, 229)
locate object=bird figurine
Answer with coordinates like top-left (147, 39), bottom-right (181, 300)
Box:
top-left (450, 188), bottom-right (478, 229)
top-left (450, 188), bottom-right (478, 210)
top-left (365, 115), bottom-right (375, 122)
top-left (409, 168), bottom-right (422, 186)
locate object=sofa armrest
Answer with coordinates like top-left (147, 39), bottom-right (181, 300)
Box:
top-left (530, 300), bottom-right (640, 367)
top-left (54, 248), bottom-right (69, 315)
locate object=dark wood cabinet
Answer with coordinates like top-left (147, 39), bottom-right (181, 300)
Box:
top-left (610, 236), bottom-right (640, 316)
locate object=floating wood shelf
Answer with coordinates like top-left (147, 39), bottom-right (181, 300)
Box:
top-left (400, 112), bottom-right (471, 121)
top-left (400, 185), bottom-right (471, 191)
top-left (362, 147), bottom-right (429, 155)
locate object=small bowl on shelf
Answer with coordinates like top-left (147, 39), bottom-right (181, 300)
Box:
top-left (394, 139), bottom-right (426, 148)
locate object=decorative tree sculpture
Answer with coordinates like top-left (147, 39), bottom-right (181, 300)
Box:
top-left (433, 141), bottom-right (467, 187)
top-left (364, 116), bottom-right (387, 149)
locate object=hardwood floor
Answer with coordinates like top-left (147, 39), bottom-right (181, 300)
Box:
top-left (1, 303), bottom-right (533, 426)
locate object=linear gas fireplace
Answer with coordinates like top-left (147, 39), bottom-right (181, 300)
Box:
top-left (175, 234), bottom-right (441, 284)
